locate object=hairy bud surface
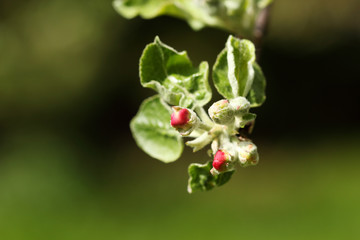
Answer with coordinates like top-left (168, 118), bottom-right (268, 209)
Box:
top-left (208, 99), bottom-right (235, 125)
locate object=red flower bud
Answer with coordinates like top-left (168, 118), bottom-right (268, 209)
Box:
top-left (212, 150), bottom-right (231, 172)
top-left (171, 108), bottom-right (190, 127)
top-left (170, 106), bottom-right (199, 136)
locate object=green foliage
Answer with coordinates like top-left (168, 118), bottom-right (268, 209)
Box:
top-left (113, 0), bottom-right (272, 38)
top-left (130, 95), bottom-right (183, 163)
top-left (140, 37), bottom-right (211, 109)
top-left (247, 62), bottom-right (266, 107)
top-left (213, 35), bottom-right (266, 107)
top-left (187, 161), bottom-right (235, 193)
top-left (131, 35), bottom-right (266, 192)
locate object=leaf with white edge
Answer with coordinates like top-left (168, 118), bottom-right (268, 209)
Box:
top-left (213, 35), bottom-right (255, 98)
top-left (213, 36), bottom-right (266, 107)
top-left (212, 48), bottom-right (233, 98)
top-left (227, 36), bottom-right (256, 97)
top-left (113, 0), bottom-right (273, 38)
top-left (140, 36), bottom-right (211, 109)
top-left (247, 62), bottom-right (266, 107)
top-left (130, 95), bottom-right (183, 163)
top-left (187, 161), bottom-right (235, 193)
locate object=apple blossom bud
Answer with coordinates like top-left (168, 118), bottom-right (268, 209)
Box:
top-left (170, 106), bottom-right (199, 136)
top-left (208, 99), bottom-right (235, 125)
top-left (171, 108), bottom-right (189, 127)
top-left (237, 141), bottom-right (259, 166)
top-left (229, 97), bottom-right (250, 116)
top-left (210, 149), bottom-right (234, 175)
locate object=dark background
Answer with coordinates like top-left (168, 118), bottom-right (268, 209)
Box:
top-left (0, 0), bottom-right (359, 239)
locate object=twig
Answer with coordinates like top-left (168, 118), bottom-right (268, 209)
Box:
top-left (253, 5), bottom-right (272, 60)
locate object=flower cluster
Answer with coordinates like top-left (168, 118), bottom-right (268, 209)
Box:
top-left (170, 96), bottom-right (259, 177)
top-left (130, 36), bottom-right (267, 193)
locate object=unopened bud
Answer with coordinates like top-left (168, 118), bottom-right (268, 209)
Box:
top-left (208, 99), bottom-right (235, 125)
top-left (210, 149), bottom-right (234, 175)
top-left (170, 106), bottom-right (199, 136)
top-left (237, 141), bottom-right (259, 166)
top-left (229, 97), bottom-right (250, 116)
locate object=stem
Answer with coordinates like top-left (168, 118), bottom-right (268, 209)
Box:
top-left (198, 122), bottom-right (212, 131)
top-left (186, 124), bottom-right (223, 152)
top-left (195, 106), bottom-right (213, 126)
top-left (186, 132), bottom-right (214, 152)
top-left (253, 5), bottom-right (272, 60)
top-left (187, 129), bottom-right (205, 138)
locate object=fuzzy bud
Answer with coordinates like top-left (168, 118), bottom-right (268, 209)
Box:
top-left (208, 99), bottom-right (235, 125)
top-left (229, 97), bottom-right (250, 116)
top-left (210, 149), bottom-right (234, 175)
top-left (170, 106), bottom-right (199, 136)
top-left (237, 141), bottom-right (259, 166)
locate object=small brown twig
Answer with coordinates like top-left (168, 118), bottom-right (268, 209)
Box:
top-left (253, 5), bottom-right (272, 61)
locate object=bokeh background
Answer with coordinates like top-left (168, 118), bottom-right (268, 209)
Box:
top-left (0, 0), bottom-right (360, 239)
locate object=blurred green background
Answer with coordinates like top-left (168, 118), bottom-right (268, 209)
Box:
top-left (0, 0), bottom-right (360, 239)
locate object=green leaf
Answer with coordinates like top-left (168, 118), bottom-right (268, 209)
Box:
top-left (247, 62), bottom-right (266, 107)
top-left (113, 0), bottom-right (273, 38)
top-left (213, 35), bottom-right (255, 98)
top-left (187, 161), bottom-right (235, 193)
top-left (213, 36), bottom-right (266, 107)
top-left (130, 95), bottom-right (183, 163)
top-left (139, 36), bottom-right (211, 109)
top-left (238, 112), bottom-right (256, 128)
